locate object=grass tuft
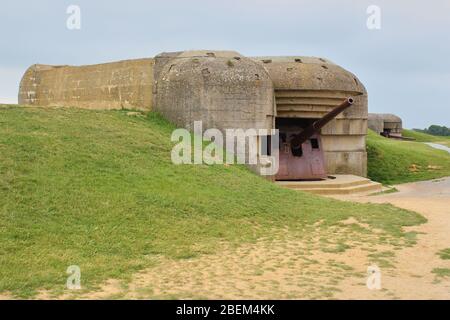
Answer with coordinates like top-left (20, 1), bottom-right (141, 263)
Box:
top-left (437, 248), bottom-right (450, 260)
top-left (432, 268), bottom-right (450, 278)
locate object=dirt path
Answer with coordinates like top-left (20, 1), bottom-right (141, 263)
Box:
top-left (332, 177), bottom-right (450, 299)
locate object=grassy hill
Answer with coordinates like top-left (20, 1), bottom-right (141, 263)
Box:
top-left (402, 129), bottom-right (450, 147)
top-left (367, 130), bottom-right (450, 184)
top-left (0, 105), bottom-right (427, 297)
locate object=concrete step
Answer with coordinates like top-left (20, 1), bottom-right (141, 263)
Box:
top-left (275, 175), bottom-right (382, 195)
top-left (276, 176), bottom-right (372, 189)
top-left (294, 181), bottom-right (382, 195)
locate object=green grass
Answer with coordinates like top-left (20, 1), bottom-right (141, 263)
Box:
top-left (368, 251), bottom-right (396, 268)
top-left (432, 268), bottom-right (450, 278)
top-left (367, 130), bottom-right (450, 184)
top-left (402, 129), bottom-right (450, 147)
top-left (437, 248), bottom-right (450, 260)
top-left (0, 106), bottom-right (426, 297)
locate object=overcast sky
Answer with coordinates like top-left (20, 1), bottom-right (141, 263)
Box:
top-left (1, 0), bottom-right (449, 128)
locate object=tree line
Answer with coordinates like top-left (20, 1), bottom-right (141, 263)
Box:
top-left (414, 125), bottom-right (450, 136)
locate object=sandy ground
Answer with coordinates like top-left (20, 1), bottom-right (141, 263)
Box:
top-left (1, 178), bottom-right (449, 300)
top-left (332, 177), bottom-right (450, 299)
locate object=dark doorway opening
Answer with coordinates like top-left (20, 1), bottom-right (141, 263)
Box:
top-left (276, 117), bottom-right (316, 131)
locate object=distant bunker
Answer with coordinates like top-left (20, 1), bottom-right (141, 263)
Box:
top-left (19, 50), bottom-right (368, 179)
top-left (368, 113), bottom-right (403, 138)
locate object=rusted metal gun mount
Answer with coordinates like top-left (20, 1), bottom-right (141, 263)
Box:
top-left (290, 97), bottom-right (354, 149)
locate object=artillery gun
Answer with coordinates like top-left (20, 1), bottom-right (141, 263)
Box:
top-left (275, 98), bottom-right (354, 180)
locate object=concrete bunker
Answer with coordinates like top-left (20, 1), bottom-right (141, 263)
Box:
top-left (18, 51), bottom-right (369, 180)
top-left (368, 113), bottom-right (403, 138)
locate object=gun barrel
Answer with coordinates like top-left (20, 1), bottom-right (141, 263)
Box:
top-left (291, 97), bottom-right (354, 148)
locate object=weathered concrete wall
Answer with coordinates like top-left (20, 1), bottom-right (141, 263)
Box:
top-left (368, 114), bottom-right (384, 134)
top-left (154, 50), bottom-right (275, 132)
top-left (253, 56), bottom-right (368, 177)
top-left (18, 59), bottom-right (154, 110)
top-left (154, 50), bottom-right (276, 176)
